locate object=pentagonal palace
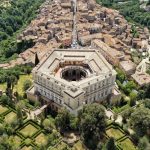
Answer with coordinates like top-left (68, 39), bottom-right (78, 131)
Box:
top-left (27, 48), bottom-right (116, 114)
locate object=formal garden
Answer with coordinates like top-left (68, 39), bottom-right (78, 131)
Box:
top-left (0, 65), bottom-right (149, 150)
top-left (105, 123), bottom-right (137, 150)
top-left (0, 74), bottom-right (32, 96)
top-left (0, 102), bottom-right (61, 149)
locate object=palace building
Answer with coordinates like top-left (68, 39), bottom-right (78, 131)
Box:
top-left (27, 48), bottom-right (116, 114)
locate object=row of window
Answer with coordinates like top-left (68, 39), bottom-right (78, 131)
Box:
top-left (35, 75), bottom-right (62, 93)
top-left (86, 88), bottom-right (111, 103)
top-left (36, 86), bottom-right (62, 105)
top-left (65, 88), bottom-right (111, 109)
top-left (85, 79), bottom-right (113, 94)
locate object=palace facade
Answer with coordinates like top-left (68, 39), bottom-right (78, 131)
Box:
top-left (27, 48), bottom-right (116, 114)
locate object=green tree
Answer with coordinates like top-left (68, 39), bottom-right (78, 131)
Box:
top-left (116, 68), bottom-right (126, 83)
top-left (16, 107), bottom-right (23, 125)
top-left (55, 108), bottom-right (70, 133)
top-left (143, 99), bottom-right (150, 109)
top-left (123, 81), bottom-right (136, 95)
top-left (6, 75), bottom-right (18, 100)
top-left (78, 103), bottom-right (106, 149)
top-left (42, 118), bottom-right (53, 132)
top-left (129, 92), bottom-right (137, 106)
top-left (122, 107), bottom-right (134, 123)
top-left (106, 137), bottom-right (116, 150)
top-left (23, 80), bottom-right (32, 91)
top-left (138, 136), bottom-right (150, 150)
top-left (144, 84), bottom-right (150, 99)
top-left (0, 123), bottom-right (5, 135)
top-left (70, 114), bottom-right (79, 131)
top-left (0, 95), bottom-right (11, 105)
top-left (130, 108), bottom-right (150, 136)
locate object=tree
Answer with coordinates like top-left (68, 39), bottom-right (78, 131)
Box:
top-left (78, 103), bottom-right (106, 149)
top-left (106, 137), bottom-right (116, 150)
top-left (70, 114), bottom-right (79, 131)
top-left (35, 52), bottom-right (39, 66)
top-left (0, 123), bottom-right (5, 135)
top-left (123, 81), bottom-right (136, 95)
top-left (23, 80), bottom-right (32, 91)
top-left (42, 119), bottom-right (53, 132)
top-left (130, 108), bottom-right (150, 136)
top-left (138, 136), bottom-right (150, 150)
top-left (0, 95), bottom-right (11, 105)
top-left (129, 92), bottom-right (137, 106)
top-left (14, 91), bottom-right (19, 102)
top-left (55, 108), bottom-right (70, 133)
top-left (16, 107), bottom-right (23, 125)
top-left (6, 75), bottom-right (18, 100)
top-left (144, 84), bottom-right (150, 99)
top-left (137, 90), bottom-right (145, 100)
top-left (116, 68), bottom-right (126, 83)
top-left (122, 107), bottom-right (134, 123)
top-left (143, 99), bottom-right (150, 109)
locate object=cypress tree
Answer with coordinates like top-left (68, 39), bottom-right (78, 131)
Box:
top-left (35, 52), bottom-right (39, 66)
top-left (106, 137), bottom-right (116, 150)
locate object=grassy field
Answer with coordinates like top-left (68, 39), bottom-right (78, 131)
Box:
top-left (35, 133), bottom-right (48, 146)
top-left (0, 105), bottom-right (9, 114)
top-left (113, 104), bottom-right (130, 114)
top-left (0, 74), bottom-right (32, 96)
top-left (21, 146), bottom-right (33, 150)
top-left (51, 142), bottom-right (69, 150)
top-left (20, 124), bottom-right (38, 137)
top-left (106, 127), bottom-right (125, 140)
top-left (4, 111), bottom-right (17, 124)
top-left (13, 135), bottom-right (22, 145)
top-left (118, 138), bottom-right (137, 150)
top-left (14, 74), bottom-right (32, 96)
top-left (0, 0), bottom-right (11, 7)
top-left (72, 141), bottom-right (85, 150)
top-left (9, 135), bottom-right (22, 146)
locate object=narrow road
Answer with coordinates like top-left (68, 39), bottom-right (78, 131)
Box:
top-left (71, 0), bottom-right (78, 48)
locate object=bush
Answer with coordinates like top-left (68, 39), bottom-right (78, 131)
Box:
top-left (42, 119), bottom-right (53, 133)
top-left (23, 80), bottom-right (32, 91)
top-left (0, 95), bottom-right (11, 105)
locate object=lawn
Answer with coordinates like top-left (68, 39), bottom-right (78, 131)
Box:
top-left (35, 133), bottom-right (48, 146)
top-left (0, 105), bottom-right (9, 114)
top-left (20, 124), bottom-right (38, 137)
top-left (13, 135), bottom-right (22, 146)
top-left (4, 111), bottom-right (17, 124)
top-left (0, 83), bottom-right (7, 92)
top-left (113, 104), bottom-right (130, 114)
top-left (118, 138), bottom-right (137, 150)
top-left (0, 74), bottom-right (32, 96)
top-left (106, 127), bottom-right (125, 140)
top-left (47, 115), bottom-right (56, 129)
top-left (9, 135), bottom-right (22, 146)
top-left (51, 142), bottom-right (69, 150)
top-left (21, 146), bottom-right (33, 150)
top-left (0, 0), bottom-right (11, 7)
top-left (72, 141), bottom-right (85, 150)
top-left (14, 74), bottom-right (32, 96)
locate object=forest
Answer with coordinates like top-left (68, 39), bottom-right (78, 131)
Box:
top-left (96, 0), bottom-right (150, 29)
top-left (0, 0), bottom-right (45, 62)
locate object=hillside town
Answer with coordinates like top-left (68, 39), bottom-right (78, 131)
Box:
top-left (0, 0), bottom-right (150, 150)
top-left (0, 0), bottom-right (150, 87)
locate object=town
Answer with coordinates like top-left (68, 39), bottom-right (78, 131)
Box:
top-left (0, 0), bottom-right (150, 150)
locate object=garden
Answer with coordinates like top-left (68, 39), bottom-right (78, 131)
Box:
top-left (105, 124), bottom-right (137, 150)
top-left (0, 99), bottom-right (61, 149)
top-left (106, 125), bottom-right (125, 140)
top-left (0, 74), bottom-right (32, 96)
top-left (118, 137), bottom-right (137, 150)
